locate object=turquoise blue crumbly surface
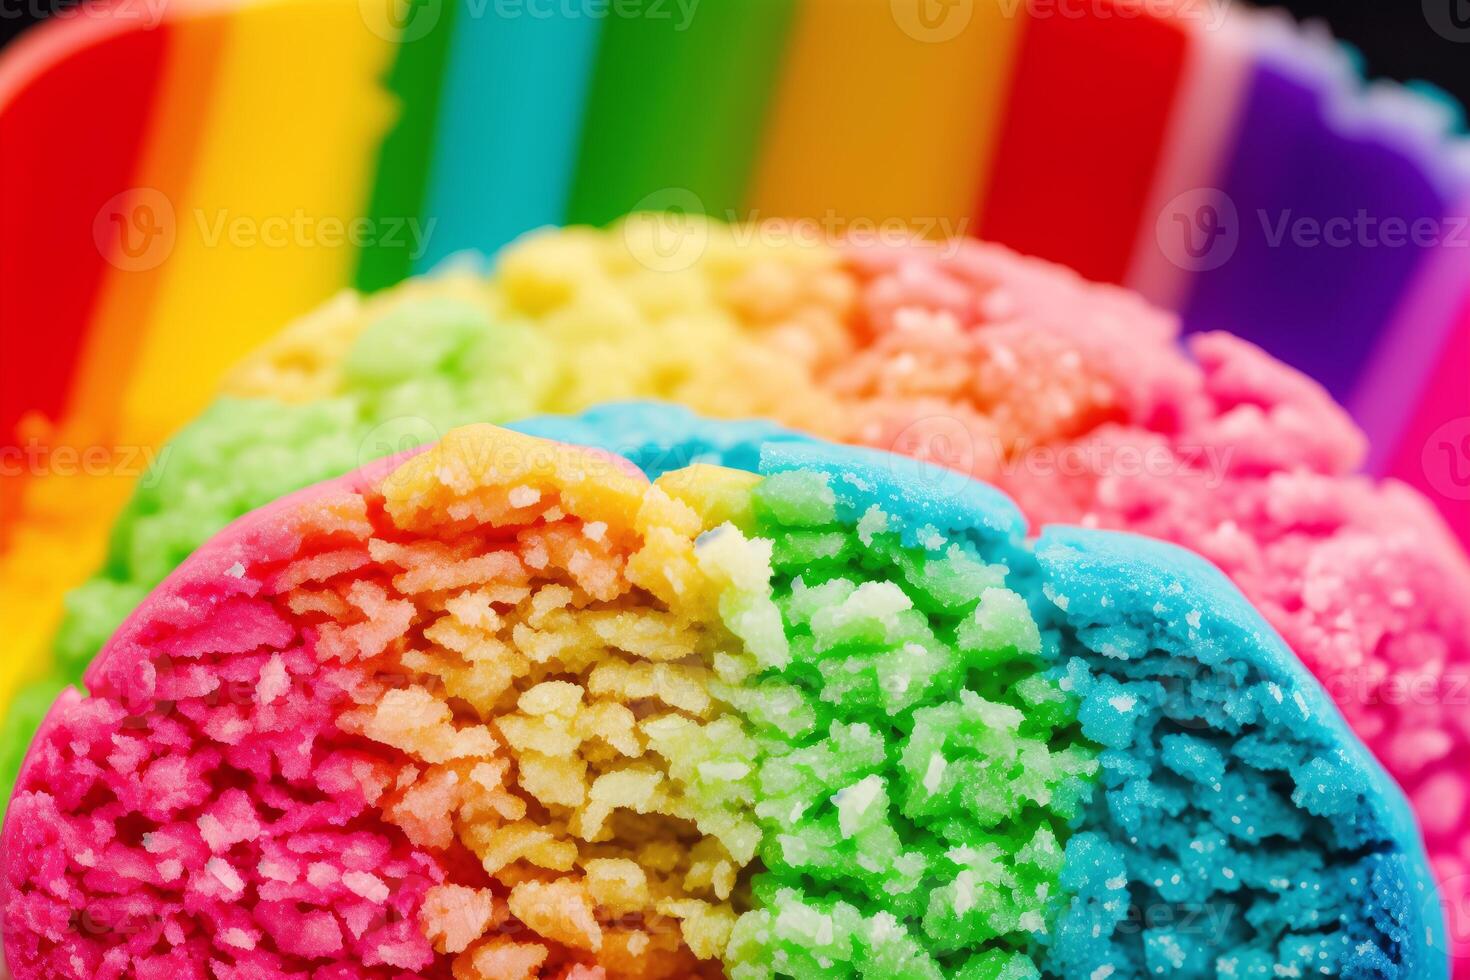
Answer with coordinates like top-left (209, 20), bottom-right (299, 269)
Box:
top-left (1034, 526), bottom-right (1445, 979)
top-left (528, 405), bottom-right (1448, 980)
top-left (510, 400), bottom-right (811, 478)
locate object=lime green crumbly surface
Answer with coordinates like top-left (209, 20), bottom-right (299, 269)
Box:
top-left (53, 299), bottom-right (550, 683)
top-left (713, 471), bottom-right (1100, 979)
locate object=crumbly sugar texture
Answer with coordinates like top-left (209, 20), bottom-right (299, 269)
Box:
top-left (2, 225), bottom-right (1460, 917)
top-left (3, 421), bottom-right (1445, 979)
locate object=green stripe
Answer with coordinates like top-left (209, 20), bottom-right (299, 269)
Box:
top-left (566, 0), bottom-right (798, 227)
top-left (354, 0), bottom-right (457, 292)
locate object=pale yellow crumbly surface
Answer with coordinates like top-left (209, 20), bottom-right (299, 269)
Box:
top-left (311, 428), bottom-right (777, 978)
top-left (225, 219), bottom-right (855, 438)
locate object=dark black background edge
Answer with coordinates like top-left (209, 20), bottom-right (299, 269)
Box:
top-left (0, 0), bottom-right (1467, 109)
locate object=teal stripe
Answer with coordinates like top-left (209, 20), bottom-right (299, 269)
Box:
top-left (415, 3), bottom-right (602, 270)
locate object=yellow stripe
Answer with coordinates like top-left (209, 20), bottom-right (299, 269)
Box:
top-left (0, 475), bottom-right (127, 706)
top-left (118, 0), bottom-right (396, 441)
top-left (748, 0), bottom-right (1024, 232)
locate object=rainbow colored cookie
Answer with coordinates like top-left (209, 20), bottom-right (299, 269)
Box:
top-left (2, 222), bottom-right (1468, 966)
top-left (3, 418), bottom-right (1446, 978)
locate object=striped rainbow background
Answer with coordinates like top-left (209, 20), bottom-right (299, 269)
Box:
top-left (0, 0), bottom-right (1467, 560)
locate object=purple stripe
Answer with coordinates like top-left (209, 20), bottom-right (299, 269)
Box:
top-left (1180, 46), bottom-right (1458, 409)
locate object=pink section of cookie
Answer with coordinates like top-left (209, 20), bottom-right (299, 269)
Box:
top-left (1, 456), bottom-right (443, 980)
top-left (2, 434), bottom-right (653, 978)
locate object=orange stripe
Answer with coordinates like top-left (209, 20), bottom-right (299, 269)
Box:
top-left (116, 0), bottom-right (396, 441)
top-left (748, 0), bottom-right (1024, 232)
top-left (65, 10), bottom-right (230, 444)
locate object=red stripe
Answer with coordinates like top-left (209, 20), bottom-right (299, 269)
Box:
top-left (0, 10), bottom-right (168, 445)
top-left (977, 4), bottom-right (1189, 285)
